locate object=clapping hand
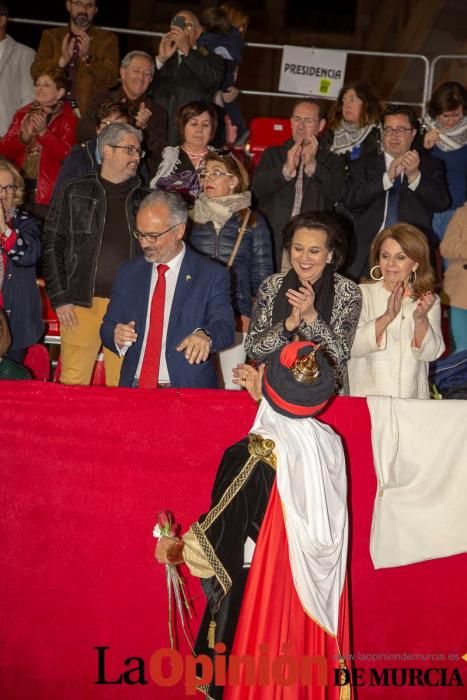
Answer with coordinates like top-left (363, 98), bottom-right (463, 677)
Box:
top-left (134, 102), bottom-right (152, 130)
top-left (384, 281), bottom-right (404, 321)
top-left (286, 280), bottom-right (318, 326)
top-left (284, 141), bottom-right (303, 177)
top-left (413, 291), bottom-right (435, 321)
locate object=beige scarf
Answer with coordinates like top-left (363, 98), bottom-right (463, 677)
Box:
top-left (191, 191), bottom-right (252, 227)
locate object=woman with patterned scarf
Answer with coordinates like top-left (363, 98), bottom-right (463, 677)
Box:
top-left (325, 82), bottom-right (381, 164)
top-left (423, 81), bottom-right (467, 244)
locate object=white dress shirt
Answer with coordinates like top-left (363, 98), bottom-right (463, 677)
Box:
top-left (135, 244), bottom-right (186, 383)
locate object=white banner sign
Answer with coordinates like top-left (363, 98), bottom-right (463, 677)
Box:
top-left (279, 46), bottom-right (347, 99)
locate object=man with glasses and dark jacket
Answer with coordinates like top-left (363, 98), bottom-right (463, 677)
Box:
top-left (43, 123), bottom-right (148, 386)
top-left (342, 105), bottom-right (450, 279)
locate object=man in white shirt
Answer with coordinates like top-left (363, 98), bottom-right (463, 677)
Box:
top-left (100, 190), bottom-right (235, 388)
top-left (0, 3), bottom-right (35, 136)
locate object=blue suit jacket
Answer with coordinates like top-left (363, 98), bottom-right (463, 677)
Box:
top-left (100, 246), bottom-right (235, 388)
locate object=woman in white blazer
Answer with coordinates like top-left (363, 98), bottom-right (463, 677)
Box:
top-left (348, 223), bottom-right (445, 398)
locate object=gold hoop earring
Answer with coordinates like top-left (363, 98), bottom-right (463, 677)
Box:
top-left (409, 269), bottom-right (417, 287)
top-left (370, 265), bottom-right (384, 281)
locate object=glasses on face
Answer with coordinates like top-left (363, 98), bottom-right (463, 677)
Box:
top-left (382, 127), bottom-right (413, 135)
top-left (0, 184), bottom-right (17, 194)
top-left (291, 116), bottom-right (320, 126)
top-left (70, 0), bottom-right (96, 10)
top-left (110, 144), bottom-right (145, 158)
top-left (199, 170), bottom-right (233, 180)
top-left (133, 224), bottom-right (179, 243)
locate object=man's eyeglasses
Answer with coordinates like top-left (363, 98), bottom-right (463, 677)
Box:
top-left (199, 170), bottom-right (234, 180)
top-left (70, 0), bottom-right (96, 10)
top-left (0, 184), bottom-right (17, 194)
top-left (291, 116), bottom-right (320, 126)
top-left (382, 127), bottom-right (413, 135)
top-left (133, 224), bottom-right (179, 243)
top-left (110, 144), bottom-right (145, 158)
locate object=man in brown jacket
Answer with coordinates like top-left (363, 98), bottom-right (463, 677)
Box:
top-left (31, 0), bottom-right (119, 115)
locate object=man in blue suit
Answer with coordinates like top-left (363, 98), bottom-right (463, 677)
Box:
top-left (100, 190), bottom-right (235, 388)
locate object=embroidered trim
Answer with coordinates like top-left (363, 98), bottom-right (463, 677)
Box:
top-left (189, 521), bottom-right (232, 596)
top-left (189, 436), bottom-right (276, 596)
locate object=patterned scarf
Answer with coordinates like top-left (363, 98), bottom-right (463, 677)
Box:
top-left (191, 191), bottom-right (251, 227)
top-left (423, 114), bottom-right (467, 152)
top-left (330, 121), bottom-right (375, 154)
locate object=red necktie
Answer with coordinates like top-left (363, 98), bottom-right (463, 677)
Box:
top-left (139, 264), bottom-right (169, 389)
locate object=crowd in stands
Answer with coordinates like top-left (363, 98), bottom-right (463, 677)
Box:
top-left (0, 1), bottom-right (466, 399)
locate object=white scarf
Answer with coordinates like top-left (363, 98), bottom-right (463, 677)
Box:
top-left (250, 401), bottom-right (348, 636)
top-left (423, 114), bottom-right (467, 152)
top-left (191, 191), bottom-right (251, 228)
top-left (331, 121), bottom-right (375, 154)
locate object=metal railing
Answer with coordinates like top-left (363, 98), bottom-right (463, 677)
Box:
top-left (427, 54), bottom-right (467, 98)
top-left (12, 16), bottom-right (465, 113)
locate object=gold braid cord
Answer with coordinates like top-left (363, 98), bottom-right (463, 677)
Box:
top-left (189, 435), bottom-right (277, 597)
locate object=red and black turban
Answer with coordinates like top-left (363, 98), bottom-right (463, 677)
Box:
top-left (262, 341), bottom-right (334, 419)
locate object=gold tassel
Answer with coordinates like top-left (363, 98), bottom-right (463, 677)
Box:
top-left (207, 619), bottom-right (216, 649)
top-left (339, 655), bottom-right (351, 700)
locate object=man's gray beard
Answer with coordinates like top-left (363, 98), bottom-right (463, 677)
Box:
top-left (73, 15), bottom-right (91, 29)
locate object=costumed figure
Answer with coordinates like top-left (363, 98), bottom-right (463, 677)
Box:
top-left (156, 341), bottom-right (351, 699)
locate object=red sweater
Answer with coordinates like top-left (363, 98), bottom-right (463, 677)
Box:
top-left (0, 101), bottom-right (77, 205)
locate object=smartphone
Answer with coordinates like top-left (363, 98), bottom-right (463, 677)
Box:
top-left (171, 16), bottom-right (186, 30)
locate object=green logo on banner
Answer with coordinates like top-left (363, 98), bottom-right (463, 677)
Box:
top-left (319, 79), bottom-right (331, 94)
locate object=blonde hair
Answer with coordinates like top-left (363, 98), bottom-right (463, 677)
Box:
top-left (0, 159), bottom-right (25, 206)
top-left (369, 223), bottom-right (434, 298)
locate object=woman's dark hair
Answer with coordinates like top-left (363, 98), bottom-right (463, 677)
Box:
top-left (427, 81), bottom-right (467, 118)
top-left (201, 6), bottom-right (230, 34)
top-left (176, 101), bottom-right (218, 142)
top-left (95, 100), bottom-right (131, 127)
top-left (34, 67), bottom-right (68, 92)
top-left (328, 83), bottom-right (381, 129)
top-left (282, 211), bottom-right (348, 271)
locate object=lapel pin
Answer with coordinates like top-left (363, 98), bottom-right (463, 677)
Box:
top-left (185, 274), bottom-right (192, 281)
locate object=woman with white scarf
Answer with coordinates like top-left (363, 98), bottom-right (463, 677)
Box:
top-left (189, 151), bottom-right (274, 388)
top-left (423, 81), bottom-right (467, 244)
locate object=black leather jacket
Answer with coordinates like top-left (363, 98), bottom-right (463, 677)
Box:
top-left (43, 173), bottom-right (148, 309)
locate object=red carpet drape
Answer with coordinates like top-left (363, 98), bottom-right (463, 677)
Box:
top-left (1, 383), bottom-right (466, 699)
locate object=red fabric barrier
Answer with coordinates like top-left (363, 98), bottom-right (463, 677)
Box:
top-left (1, 383), bottom-right (466, 699)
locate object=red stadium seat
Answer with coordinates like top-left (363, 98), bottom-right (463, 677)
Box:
top-left (246, 116), bottom-right (292, 168)
top-left (37, 279), bottom-right (60, 344)
top-left (23, 344), bottom-right (51, 381)
top-left (54, 353), bottom-right (107, 386)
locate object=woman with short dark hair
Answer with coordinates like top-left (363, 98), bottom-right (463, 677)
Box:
top-left (245, 211), bottom-right (361, 394)
top-left (150, 100), bottom-right (218, 203)
top-left (423, 81), bottom-right (467, 244)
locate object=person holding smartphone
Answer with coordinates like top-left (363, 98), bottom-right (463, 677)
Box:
top-left (149, 10), bottom-right (225, 146)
